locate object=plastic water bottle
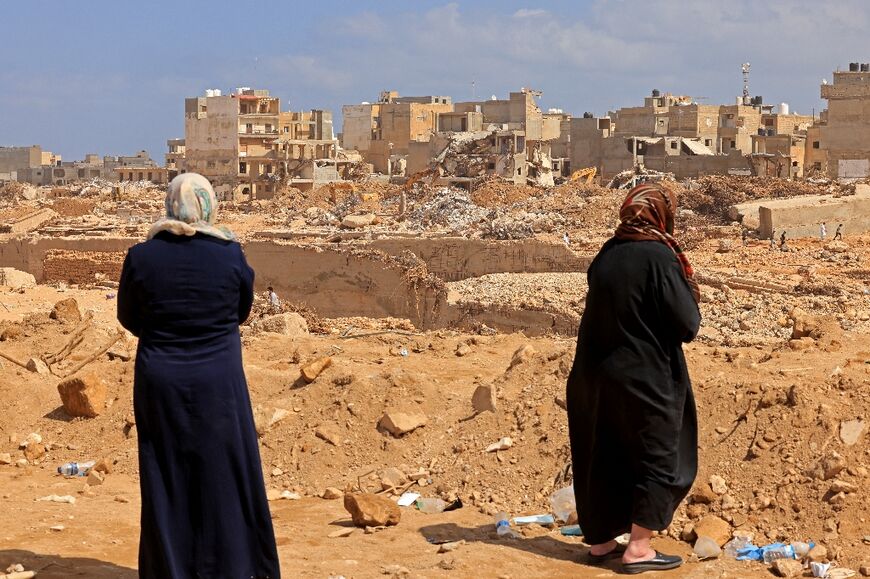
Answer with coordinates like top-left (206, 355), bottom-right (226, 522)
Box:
top-left (416, 498), bottom-right (449, 513)
top-left (57, 461), bottom-right (95, 477)
top-left (792, 542), bottom-right (811, 558)
top-left (762, 544), bottom-right (795, 563)
top-left (494, 512), bottom-right (519, 538)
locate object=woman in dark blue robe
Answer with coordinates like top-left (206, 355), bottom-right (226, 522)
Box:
top-left (118, 173), bottom-right (280, 578)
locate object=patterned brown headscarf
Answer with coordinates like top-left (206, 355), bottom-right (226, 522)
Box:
top-left (614, 181), bottom-right (700, 303)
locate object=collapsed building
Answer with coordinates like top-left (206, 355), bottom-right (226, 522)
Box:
top-left (569, 88), bottom-right (814, 181)
top-left (182, 88), bottom-right (355, 201)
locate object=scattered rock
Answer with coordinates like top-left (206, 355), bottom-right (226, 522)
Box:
top-left (253, 313), bottom-right (309, 336)
top-left (57, 372), bottom-right (107, 418)
top-left (0, 267), bottom-right (36, 289)
top-left (341, 213), bottom-right (377, 229)
top-left (344, 493), bottom-right (401, 527)
top-left (378, 411), bottom-right (427, 437)
top-left (840, 419), bottom-right (865, 446)
top-left (0, 323), bottom-right (22, 341)
top-left (471, 384), bottom-right (497, 414)
top-left (328, 527), bottom-right (354, 538)
top-left (253, 406), bottom-right (290, 437)
top-left (93, 458), bottom-right (113, 475)
top-left (709, 475), bottom-right (728, 495)
top-left (379, 467), bottom-right (408, 490)
top-left (86, 469), bottom-right (105, 486)
top-left (36, 494), bottom-right (76, 504)
top-left (437, 540), bottom-right (465, 553)
top-left (716, 239), bottom-right (733, 253)
top-left (301, 357), bottom-right (332, 383)
top-left (50, 298), bottom-right (81, 323)
top-left (690, 484), bottom-right (717, 505)
top-left (509, 344), bottom-right (537, 368)
top-left (25, 357), bottom-right (49, 375)
top-left (485, 436), bottom-right (513, 452)
top-left (859, 563), bottom-right (869, 577)
top-left (693, 515), bottom-right (731, 547)
top-left (455, 343), bottom-right (472, 357)
top-left (315, 424), bottom-right (343, 446)
top-left (830, 480), bottom-right (857, 494)
top-left (771, 557), bottom-right (803, 577)
top-left (810, 451), bottom-right (848, 480)
top-left (0, 453), bottom-right (11, 465)
top-left (266, 489), bottom-right (301, 501)
top-left (322, 487), bottom-right (344, 500)
top-left (381, 564), bottom-right (410, 578)
top-left (23, 443), bottom-right (46, 464)
top-left (807, 544), bottom-right (829, 563)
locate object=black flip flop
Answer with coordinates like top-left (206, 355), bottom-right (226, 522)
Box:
top-left (586, 543), bottom-right (627, 565)
top-left (621, 551), bottom-right (682, 574)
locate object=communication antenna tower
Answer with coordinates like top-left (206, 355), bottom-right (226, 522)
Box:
top-left (742, 63), bottom-right (751, 105)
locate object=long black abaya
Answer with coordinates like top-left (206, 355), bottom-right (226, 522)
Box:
top-left (566, 238), bottom-right (701, 545)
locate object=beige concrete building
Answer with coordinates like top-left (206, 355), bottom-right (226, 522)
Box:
top-left (341, 91), bottom-right (452, 174)
top-left (0, 146), bottom-right (44, 181)
top-left (184, 89), bottom-right (344, 199)
top-left (819, 63), bottom-right (870, 180)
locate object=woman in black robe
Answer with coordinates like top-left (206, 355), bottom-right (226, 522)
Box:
top-left (566, 182), bottom-right (701, 574)
top-left (118, 173), bottom-right (280, 578)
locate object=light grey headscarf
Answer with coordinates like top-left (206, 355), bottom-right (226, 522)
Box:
top-left (147, 173), bottom-right (236, 241)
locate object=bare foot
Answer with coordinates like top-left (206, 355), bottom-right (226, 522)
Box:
top-left (622, 546), bottom-right (657, 564)
top-left (589, 539), bottom-right (618, 556)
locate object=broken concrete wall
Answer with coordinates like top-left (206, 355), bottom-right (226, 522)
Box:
top-left (758, 185), bottom-right (870, 238)
top-left (364, 238), bottom-right (591, 281)
top-left (0, 208), bottom-right (57, 234)
top-left (243, 241), bottom-right (447, 330)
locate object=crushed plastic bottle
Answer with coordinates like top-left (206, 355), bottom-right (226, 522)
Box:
top-left (791, 541), bottom-right (811, 558)
top-left (57, 460), bottom-right (95, 477)
top-left (724, 536), bottom-right (753, 559)
top-left (494, 512), bottom-right (520, 538)
top-left (416, 498), bottom-right (449, 513)
top-left (762, 544), bottom-right (796, 564)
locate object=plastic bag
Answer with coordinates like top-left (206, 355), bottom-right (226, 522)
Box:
top-left (549, 486), bottom-right (576, 523)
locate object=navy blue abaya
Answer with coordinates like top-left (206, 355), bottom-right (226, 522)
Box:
top-left (118, 231), bottom-right (280, 579)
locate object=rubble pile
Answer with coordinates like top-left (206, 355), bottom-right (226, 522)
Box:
top-left (677, 175), bottom-right (857, 222)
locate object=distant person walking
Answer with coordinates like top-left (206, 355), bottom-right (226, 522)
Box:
top-left (118, 173), bottom-right (280, 579)
top-left (563, 232), bottom-right (571, 247)
top-left (834, 224), bottom-right (843, 241)
top-left (566, 182), bottom-right (700, 574)
top-left (268, 286), bottom-right (280, 312)
top-left (780, 230), bottom-right (788, 251)
top-left (741, 228), bottom-right (748, 246)
top-left (770, 231), bottom-right (777, 250)
top-left (820, 222), bottom-right (827, 241)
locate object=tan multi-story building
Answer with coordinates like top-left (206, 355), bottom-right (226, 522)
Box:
top-left (184, 88), bottom-right (343, 199)
top-left (165, 139), bottom-right (185, 178)
top-left (0, 145), bottom-right (44, 181)
top-left (341, 91), bottom-right (452, 173)
top-left (819, 63), bottom-right (870, 180)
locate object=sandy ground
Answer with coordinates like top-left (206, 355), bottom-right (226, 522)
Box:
top-left (0, 469), bottom-right (775, 578)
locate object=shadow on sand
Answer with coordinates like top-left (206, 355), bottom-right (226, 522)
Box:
top-left (0, 550), bottom-right (136, 578)
top-left (418, 521), bottom-right (606, 567)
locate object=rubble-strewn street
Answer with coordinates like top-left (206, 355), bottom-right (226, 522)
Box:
top-left (1, 172), bottom-right (870, 577)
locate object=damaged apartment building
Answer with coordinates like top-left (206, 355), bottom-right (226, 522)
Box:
top-left (342, 89), bottom-right (569, 189)
top-left (812, 62), bottom-right (870, 180)
top-left (182, 89), bottom-right (355, 200)
top-left (570, 88), bottom-right (814, 181)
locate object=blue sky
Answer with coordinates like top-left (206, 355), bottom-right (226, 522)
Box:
top-left (1, 0), bottom-right (867, 160)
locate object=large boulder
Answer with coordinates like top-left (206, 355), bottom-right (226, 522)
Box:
top-left (252, 312), bottom-right (308, 336)
top-left (378, 411), bottom-right (427, 437)
top-left (0, 268), bottom-right (36, 290)
top-left (341, 213), bottom-right (377, 229)
top-left (57, 373), bottom-right (107, 418)
top-left (50, 298), bottom-right (81, 323)
top-left (343, 493), bottom-right (400, 527)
